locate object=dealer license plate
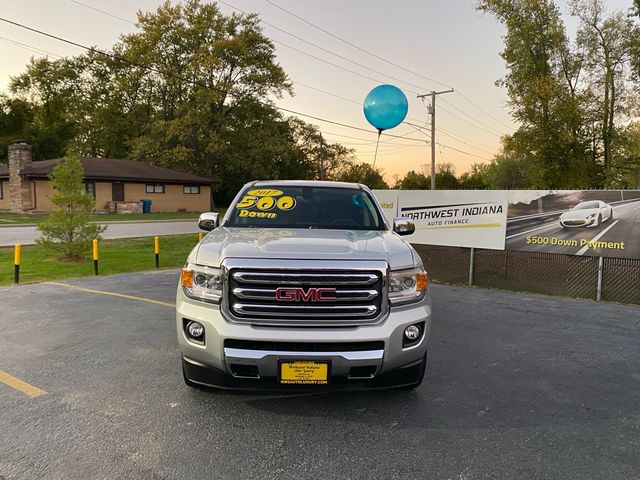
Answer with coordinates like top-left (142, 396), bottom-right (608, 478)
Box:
top-left (280, 361), bottom-right (329, 385)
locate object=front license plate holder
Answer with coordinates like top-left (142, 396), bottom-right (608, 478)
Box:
top-left (279, 360), bottom-right (330, 385)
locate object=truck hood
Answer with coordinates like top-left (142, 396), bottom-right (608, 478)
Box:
top-left (193, 227), bottom-right (417, 270)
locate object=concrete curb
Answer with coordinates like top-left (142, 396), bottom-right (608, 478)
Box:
top-left (0, 218), bottom-right (198, 228)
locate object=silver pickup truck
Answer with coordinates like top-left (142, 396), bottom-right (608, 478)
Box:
top-left (176, 180), bottom-right (432, 390)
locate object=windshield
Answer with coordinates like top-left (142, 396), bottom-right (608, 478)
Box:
top-left (226, 185), bottom-right (386, 230)
top-left (573, 201), bottom-right (600, 210)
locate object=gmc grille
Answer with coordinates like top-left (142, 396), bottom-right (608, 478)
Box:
top-left (227, 269), bottom-right (384, 326)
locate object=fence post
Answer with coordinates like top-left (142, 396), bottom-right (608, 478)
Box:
top-left (14, 244), bottom-right (21, 284)
top-left (468, 247), bottom-right (475, 287)
top-left (154, 236), bottom-right (160, 269)
top-left (93, 239), bottom-right (99, 276)
top-left (596, 256), bottom-right (604, 301)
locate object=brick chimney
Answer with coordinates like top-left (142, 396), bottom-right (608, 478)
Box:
top-left (8, 140), bottom-right (34, 212)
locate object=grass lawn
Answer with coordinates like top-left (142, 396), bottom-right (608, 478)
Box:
top-left (0, 209), bottom-right (226, 225)
top-left (0, 234), bottom-right (201, 286)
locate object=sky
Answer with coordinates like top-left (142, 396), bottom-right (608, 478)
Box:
top-left (0, 0), bottom-right (635, 183)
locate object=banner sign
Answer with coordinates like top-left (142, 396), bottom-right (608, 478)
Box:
top-left (372, 190), bottom-right (398, 225)
top-left (373, 190), bottom-right (508, 250)
top-left (505, 190), bottom-right (640, 259)
top-left (373, 189), bottom-right (640, 259)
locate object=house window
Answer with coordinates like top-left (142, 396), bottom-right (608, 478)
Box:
top-left (183, 185), bottom-right (200, 194)
top-left (84, 182), bottom-right (96, 199)
top-left (145, 184), bottom-right (165, 194)
top-left (0, 181), bottom-right (3, 200)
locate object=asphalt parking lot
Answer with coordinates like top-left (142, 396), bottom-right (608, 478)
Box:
top-left (1, 271), bottom-right (639, 480)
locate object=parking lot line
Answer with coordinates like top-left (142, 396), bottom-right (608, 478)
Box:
top-left (45, 282), bottom-right (175, 308)
top-left (0, 370), bottom-right (47, 398)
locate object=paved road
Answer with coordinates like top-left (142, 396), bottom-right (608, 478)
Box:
top-left (0, 220), bottom-right (199, 246)
top-left (1, 271), bottom-right (639, 479)
top-left (506, 199), bottom-right (640, 258)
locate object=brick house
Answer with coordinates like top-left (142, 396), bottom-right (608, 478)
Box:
top-left (0, 141), bottom-right (214, 213)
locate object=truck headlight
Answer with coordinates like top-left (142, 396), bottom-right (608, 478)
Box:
top-left (181, 264), bottom-right (223, 303)
top-left (389, 267), bottom-right (428, 306)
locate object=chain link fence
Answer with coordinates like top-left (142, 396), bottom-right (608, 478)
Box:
top-left (415, 244), bottom-right (640, 305)
top-left (412, 244), bottom-right (469, 285)
top-left (602, 258), bottom-right (640, 305)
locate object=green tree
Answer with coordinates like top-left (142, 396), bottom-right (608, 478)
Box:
top-left (435, 163), bottom-right (460, 189)
top-left (484, 155), bottom-right (533, 189)
top-left (0, 96), bottom-right (34, 163)
top-left (334, 162), bottom-right (388, 189)
top-left (611, 122), bottom-right (640, 187)
top-left (394, 170), bottom-right (430, 189)
top-left (2, 0), bottom-right (344, 201)
top-left (478, 0), bottom-right (592, 188)
top-left (289, 119), bottom-right (354, 181)
top-left (9, 57), bottom-right (79, 160)
top-left (36, 154), bottom-right (106, 260)
top-left (459, 163), bottom-right (490, 189)
top-left (571, 0), bottom-right (639, 185)
top-left (120, 0), bottom-right (292, 181)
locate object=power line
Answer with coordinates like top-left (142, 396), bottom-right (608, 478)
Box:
top-left (0, 16), bottom-right (493, 167)
top-left (419, 124), bottom-right (497, 156)
top-left (68, 0), bottom-right (512, 140)
top-left (436, 104), bottom-right (504, 137)
top-left (437, 143), bottom-right (491, 161)
top-left (294, 81), bottom-right (359, 105)
top-left (322, 131), bottom-right (426, 146)
top-left (218, 0), bottom-right (436, 94)
top-left (271, 38), bottom-right (420, 94)
top-left (258, 0), bottom-right (511, 135)
top-left (439, 98), bottom-right (503, 135)
top-left (0, 16), bottom-right (431, 144)
top-left (263, 0), bottom-right (453, 90)
top-left (436, 124), bottom-right (497, 151)
top-left (356, 144), bottom-right (426, 154)
top-left (65, 0), bottom-right (506, 142)
top-left (456, 90), bottom-right (513, 129)
top-left (408, 121), bottom-right (491, 161)
top-left (0, 36), bottom-right (62, 58)
top-left (69, 0), bottom-right (137, 26)
top-left (261, 0), bottom-right (517, 133)
top-left (436, 130), bottom-right (496, 156)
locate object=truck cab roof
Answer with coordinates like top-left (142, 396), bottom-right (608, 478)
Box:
top-left (247, 180), bottom-right (366, 190)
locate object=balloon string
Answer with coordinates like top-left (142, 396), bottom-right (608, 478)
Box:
top-left (372, 129), bottom-right (382, 169)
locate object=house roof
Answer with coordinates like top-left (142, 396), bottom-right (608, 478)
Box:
top-left (0, 158), bottom-right (214, 185)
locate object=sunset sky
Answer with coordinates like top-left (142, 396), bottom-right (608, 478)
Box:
top-left (0, 0), bottom-right (634, 182)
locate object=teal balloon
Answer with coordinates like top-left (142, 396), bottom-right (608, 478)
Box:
top-left (363, 84), bottom-right (408, 131)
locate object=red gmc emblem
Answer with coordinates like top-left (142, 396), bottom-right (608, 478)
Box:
top-left (275, 287), bottom-right (337, 302)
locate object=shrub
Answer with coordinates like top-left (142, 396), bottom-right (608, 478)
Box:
top-left (36, 154), bottom-right (105, 260)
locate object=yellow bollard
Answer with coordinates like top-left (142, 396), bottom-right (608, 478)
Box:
top-left (14, 244), bottom-right (21, 284)
top-left (198, 232), bottom-right (203, 242)
top-left (154, 236), bottom-right (160, 268)
top-left (93, 239), bottom-right (99, 275)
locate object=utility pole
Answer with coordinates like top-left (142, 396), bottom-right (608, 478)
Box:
top-left (417, 89), bottom-right (454, 190)
top-left (319, 136), bottom-right (324, 181)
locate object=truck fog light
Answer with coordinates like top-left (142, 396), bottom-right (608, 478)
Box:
top-left (404, 325), bottom-right (421, 341)
top-left (187, 321), bottom-right (204, 339)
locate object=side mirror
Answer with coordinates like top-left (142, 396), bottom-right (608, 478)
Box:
top-left (198, 212), bottom-right (220, 231)
top-left (393, 216), bottom-right (415, 236)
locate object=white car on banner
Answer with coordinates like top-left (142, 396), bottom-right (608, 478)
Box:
top-left (559, 200), bottom-right (613, 228)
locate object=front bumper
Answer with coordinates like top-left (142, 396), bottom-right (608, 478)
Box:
top-left (560, 217), bottom-right (596, 228)
top-left (176, 287), bottom-right (431, 390)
